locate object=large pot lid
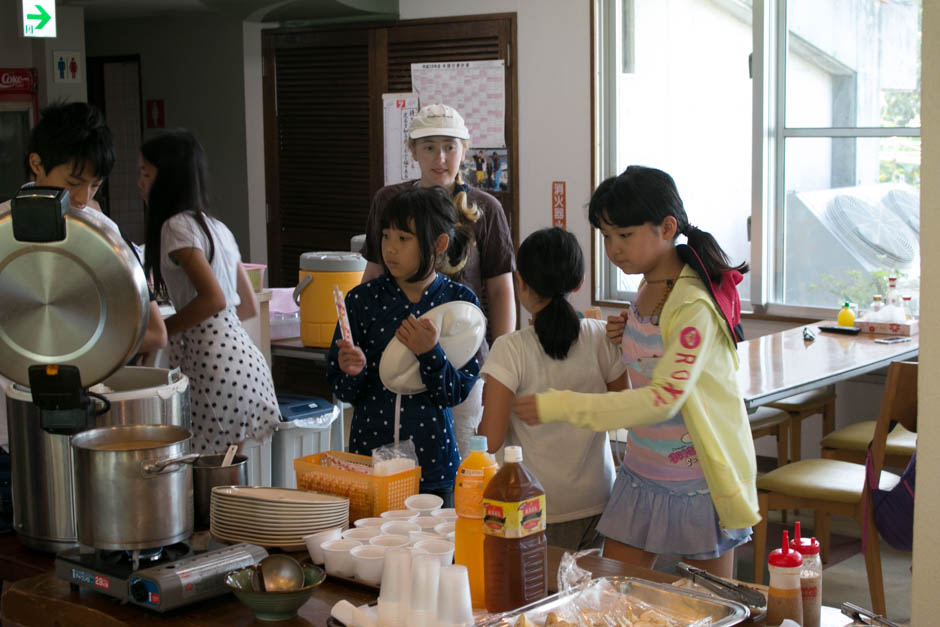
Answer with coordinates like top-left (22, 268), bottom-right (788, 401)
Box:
top-left (0, 188), bottom-right (150, 387)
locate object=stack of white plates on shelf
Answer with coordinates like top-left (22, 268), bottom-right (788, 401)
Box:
top-left (210, 485), bottom-right (349, 551)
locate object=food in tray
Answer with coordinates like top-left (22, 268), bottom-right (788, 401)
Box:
top-left (544, 612), bottom-right (575, 626)
top-left (510, 603), bottom-right (683, 626)
top-left (513, 615), bottom-right (538, 627)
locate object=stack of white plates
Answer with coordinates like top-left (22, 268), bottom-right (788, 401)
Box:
top-left (210, 485), bottom-right (349, 551)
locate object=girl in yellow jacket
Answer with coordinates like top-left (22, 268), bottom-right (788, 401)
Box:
top-left (515, 166), bottom-right (759, 578)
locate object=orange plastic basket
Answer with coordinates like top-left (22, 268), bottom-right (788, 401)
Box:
top-left (293, 451), bottom-right (420, 522)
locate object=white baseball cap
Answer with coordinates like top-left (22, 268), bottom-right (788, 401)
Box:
top-left (408, 104), bottom-right (470, 140)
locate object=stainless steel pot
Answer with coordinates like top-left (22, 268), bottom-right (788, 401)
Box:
top-left (71, 424), bottom-right (197, 550)
top-left (193, 454), bottom-right (248, 529)
top-left (5, 367), bottom-right (190, 552)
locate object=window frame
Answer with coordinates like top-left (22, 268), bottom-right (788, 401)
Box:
top-left (593, 0), bottom-right (922, 318)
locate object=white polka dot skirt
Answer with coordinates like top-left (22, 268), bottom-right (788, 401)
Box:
top-left (168, 307), bottom-right (281, 454)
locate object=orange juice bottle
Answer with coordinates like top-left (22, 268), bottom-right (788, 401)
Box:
top-left (454, 435), bottom-right (499, 608)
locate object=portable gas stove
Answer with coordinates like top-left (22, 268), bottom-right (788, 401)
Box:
top-left (55, 541), bottom-right (268, 612)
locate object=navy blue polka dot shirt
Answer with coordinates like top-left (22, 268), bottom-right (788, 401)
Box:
top-left (327, 274), bottom-right (481, 491)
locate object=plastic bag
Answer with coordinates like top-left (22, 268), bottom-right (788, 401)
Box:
top-left (372, 438), bottom-right (418, 476)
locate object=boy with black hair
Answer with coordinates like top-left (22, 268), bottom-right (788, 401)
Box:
top-left (2, 101), bottom-right (166, 353)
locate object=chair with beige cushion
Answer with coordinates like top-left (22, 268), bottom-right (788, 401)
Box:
top-left (767, 386), bottom-right (836, 463)
top-left (748, 406), bottom-right (790, 469)
top-left (820, 420), bottom-right (916, 468)
top-left (751, 360), bottom-right (917, 618)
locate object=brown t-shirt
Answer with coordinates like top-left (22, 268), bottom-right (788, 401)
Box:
top-left (362, 181), bottom-right (516, 359)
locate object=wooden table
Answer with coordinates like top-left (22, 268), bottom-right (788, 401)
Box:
top-left (737, 322), bottom-right (918, 411)
top-left (0, 546), bottom-right (674, 626)
top-left (0, 536), bottom-right (864, 626)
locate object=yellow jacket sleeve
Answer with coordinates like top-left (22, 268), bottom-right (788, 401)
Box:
top-left (536, 298), bottom-right (721, 430)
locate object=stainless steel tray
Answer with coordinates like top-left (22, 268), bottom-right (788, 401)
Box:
top-left (477, 576), bottom-right (749, 626)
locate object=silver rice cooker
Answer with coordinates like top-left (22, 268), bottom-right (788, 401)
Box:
top-left (0, 187), bottom-right (191, 551)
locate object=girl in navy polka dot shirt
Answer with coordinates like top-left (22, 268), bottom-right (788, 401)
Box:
top-left (328, 187), bottom-right (482, 504)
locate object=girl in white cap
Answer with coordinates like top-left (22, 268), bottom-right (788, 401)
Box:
top-left (360, 104), bottom-right (516, 459)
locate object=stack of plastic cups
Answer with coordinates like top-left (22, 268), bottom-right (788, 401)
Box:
top-left (406, 554), bottom-right (441, 626)
top-left (377, 547), bottom-right (412, 627)
top-left (436, 564), bottom-right (474, 626)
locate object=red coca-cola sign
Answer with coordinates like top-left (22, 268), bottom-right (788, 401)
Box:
top-left (0, 69), bottom-right (36, 94)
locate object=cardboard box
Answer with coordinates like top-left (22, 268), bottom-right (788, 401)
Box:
top-left (854, 319), bottom-right (918, 336)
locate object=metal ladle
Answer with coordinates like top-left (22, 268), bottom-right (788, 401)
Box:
top-left (254, 554), bottom-right (305, 592)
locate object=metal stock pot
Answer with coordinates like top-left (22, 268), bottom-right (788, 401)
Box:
top-left (71, 424), bottom-right (197, 550)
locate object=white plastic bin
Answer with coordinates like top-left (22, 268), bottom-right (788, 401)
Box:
top-left (241, 433), bottom-right (273, 487)
top-left (272, 395), bottom-right (338, 489)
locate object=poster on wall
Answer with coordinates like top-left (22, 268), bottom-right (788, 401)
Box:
top-left (382, 93), bottom-right (421, 185)
top-left (52, 51), bottom-right (82, 84)
top-left (411, 60), bottom-right (506, 149)
top-left (460, 147), bottom-right (509, 193)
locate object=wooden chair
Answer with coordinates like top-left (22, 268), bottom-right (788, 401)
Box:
top-left (751, 360), bottom-right (917, 618)
top-left (820, 422), bottom-right (916, 468)
top-left (767, 386), bottom-right (836, 463)
top-left (748, 406), bottom-right (790, 470)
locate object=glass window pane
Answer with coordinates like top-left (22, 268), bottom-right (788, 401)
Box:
top-left (786, 0), bottom-right (921, 129)
top-left (614, 0), bottom-right (752, 298)
top-left (779, 136), bottom-right (920, 308)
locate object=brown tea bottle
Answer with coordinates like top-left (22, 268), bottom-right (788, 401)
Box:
top-left (482, 445), bottom-right (547, 613)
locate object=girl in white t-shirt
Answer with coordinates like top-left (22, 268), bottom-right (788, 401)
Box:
top-left (139, 130), bottom-right (280, 454)
top-left (478, 227), bottom-right (627, 550)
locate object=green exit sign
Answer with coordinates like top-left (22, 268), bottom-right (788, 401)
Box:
top-left (22, 1), bottom-right (56, 38)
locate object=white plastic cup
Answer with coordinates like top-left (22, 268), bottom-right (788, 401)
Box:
top-left (380, 509), bottom-right (420, 522)
top-left (378, 547), bottom-right (412, 627)
top-left (430, 508), bottom-right (457, 522)
top-left (407, 554), bottom-right (441, 627)
top-left (321, 538), bottom-right (362, 578)
top-left (351, 544), bottom-right (387, 586)
top-left (343, 526), bottom-right (382, 541)
top-left (414, 516), bottom-right (442, 532)
top-left (436, 564), bottom-right (474, 626)
top-left (370, 534), bottom-right (410, 549)
top-left (404, 493), bottom-right (444, 515)
top-left (413, 538), bottom-right (455, 567)
top-left (408, 530), bottom-right (440, 546)
top-left (302, 527), bottom-right (343, 564)
top-left (433, 521), bottom-right (456, 537)
top-left (354, 517), bottom-right (387, 528)
top-left (381, 521), bottom-right (422, 536)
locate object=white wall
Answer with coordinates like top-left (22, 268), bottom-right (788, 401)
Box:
top-left (911, 0), bottom-right (938, 622)
top-left (0, 1), bottom-right (87, 103)
top-left (85, 15), bottom-right (254, 259)
top-left (401, 0), bottom-right (594, 320)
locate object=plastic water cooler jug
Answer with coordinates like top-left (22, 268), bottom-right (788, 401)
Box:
top-left (293, 251), bottom-right (366, 347)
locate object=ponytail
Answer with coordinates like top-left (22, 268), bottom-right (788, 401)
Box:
top-left (683, 225), bottom-right (749, 283)
top-left (439, 220), bottom-right (475, 276)
top-left (518, 228), bottom-right (583, 360)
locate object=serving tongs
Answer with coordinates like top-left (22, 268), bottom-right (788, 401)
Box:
top-left (675, 562), bottom-right (767, 608)
top-left (840, 601), bottom-right (902, 627)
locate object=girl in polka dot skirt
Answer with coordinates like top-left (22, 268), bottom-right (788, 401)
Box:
top-left (140, 130), bottom-right (280, 454)
top-left (328, 186), bottom-right (481, 506)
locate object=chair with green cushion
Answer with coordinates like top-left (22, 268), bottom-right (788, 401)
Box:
top-left (751, 360), bottom-right (917, 618)
top-left (820, 420), bottom-right (916, 468)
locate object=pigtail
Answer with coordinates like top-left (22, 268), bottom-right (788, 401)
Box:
top-left (684, 226), bottom-right (749, 283)
top-left (439, 221), bottom-right (475, 276)
top-left (453, 170), bottom-right (481, 223)
top-left (518, 227), bottom-right (584, 360)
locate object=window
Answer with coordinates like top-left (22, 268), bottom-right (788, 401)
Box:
top-left (595, 0), bottom-right (922, 317)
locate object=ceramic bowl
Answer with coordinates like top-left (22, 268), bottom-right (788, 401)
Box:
top-left (225, 563), bottom-right (325, 621)
top-left (404, 493), bottom-right (445, 515)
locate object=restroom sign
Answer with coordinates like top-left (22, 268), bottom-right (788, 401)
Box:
top-left (22, 1), bottom-right (57, 38)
